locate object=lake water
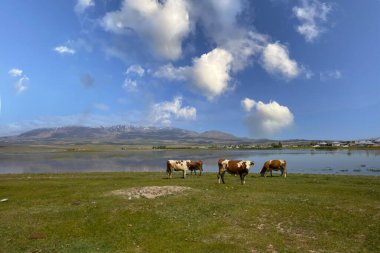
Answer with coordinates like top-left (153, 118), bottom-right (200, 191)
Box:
top-left (0, 149), bottom-right (380, 175)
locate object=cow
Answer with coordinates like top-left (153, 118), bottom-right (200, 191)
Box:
top-left (166, 160), bottom-right (203, 179)
top-left (260, 160), bottom-right (287, 178)
top-left (217, 159), bottom-right (254, 185)
top-left (188, 160), bottom-right (203, 176)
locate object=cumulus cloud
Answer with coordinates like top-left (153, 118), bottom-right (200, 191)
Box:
top-left (151, 96), bottom-right (196, 126)
top-left (261, 42), bottom-right (299, 79)
top-left (54, 46), bottom-right (76, 55)
top-left (102, 0), bottom-right (191, 60)
top-left (223, 31), bottom-right (268, 72)
top-left (192, 1), bottom-right (267, 72)
top-left (126, 65), bottom-right (145, 77)
top-left (9, 68), bottom-right (23, 77)
top-left (192, 0), bottom-right (243, 43)
top-left (242, 98), bottom-right (294, 136)
top-left (241, 98), bottom-right (256, 112)
top-left (75, 0), bottom-right (95, 14)
top-left (154, 48), bottom-right (233, 100)
top-left (293, 0), bottom-right (332, 42)
top-left (192, 48), bottom-right (233, 99)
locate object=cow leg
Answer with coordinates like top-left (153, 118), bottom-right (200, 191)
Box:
top-left (240, 172), bottom-right (248, 185)
top-left (183, 170), bottom-right (186, 179)
top-left (239, 173), bottom-right (244, 184)
top-left (166, 163), bottom-right (172, 179)
top-left (218, 171), bottom-right (225, 184)
top-left (270, 170), bottom-right (273, 177)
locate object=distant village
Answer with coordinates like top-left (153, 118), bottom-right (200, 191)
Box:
top-left (218, 139), bottom-right (380, 150)
top-left (152, 138), bottom-right (380, 150)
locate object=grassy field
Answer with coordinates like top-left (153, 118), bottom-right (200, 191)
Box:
top-left (0, 172), bottom-right (379, 253)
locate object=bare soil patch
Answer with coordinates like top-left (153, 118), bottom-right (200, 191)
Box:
top-left (109, 186), bottom-right (192, 199)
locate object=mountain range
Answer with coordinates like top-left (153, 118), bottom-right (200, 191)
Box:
top-left (1, 125), bottom-right (264, 145)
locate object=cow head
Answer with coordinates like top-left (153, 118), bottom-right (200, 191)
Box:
top-left (246, 161), bottom-right (254, 169)
top-left (259, 168), bottom-right (266, 177)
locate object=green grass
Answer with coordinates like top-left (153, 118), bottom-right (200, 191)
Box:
top-left (0, 172), bottom-right (379, 253)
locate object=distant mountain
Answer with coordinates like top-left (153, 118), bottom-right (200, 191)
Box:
top-left (4, 125), bottom-right (255, 145)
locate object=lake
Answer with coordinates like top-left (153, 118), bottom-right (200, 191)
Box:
top-left (0, 149), bottom-right (380, 175)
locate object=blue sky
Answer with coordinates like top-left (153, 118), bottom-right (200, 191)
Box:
top-left (0, 0), bottom-right (379, 139)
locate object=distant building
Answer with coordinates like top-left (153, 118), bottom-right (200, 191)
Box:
top-left (355, 140), bottom-right (375, 147)
top-left (332, 141), bottom-right (341, 147)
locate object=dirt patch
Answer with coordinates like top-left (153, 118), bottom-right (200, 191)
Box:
top-left (29, 232), bottom-right (46, 240)
top-left (109, 186), bottom-right (192, 199)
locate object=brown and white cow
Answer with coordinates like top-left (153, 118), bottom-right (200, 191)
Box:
top-left (166, 160), bottom-right (203, 179)
top-left (260, 160), bottom-right (287, 178)
top-left (217, 159), bottom-right (254, 185)
top-left (188, 160), bottom-right (203, 176)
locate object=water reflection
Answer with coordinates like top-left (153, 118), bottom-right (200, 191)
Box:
top-left (0, 149), bottom-right (379, 175)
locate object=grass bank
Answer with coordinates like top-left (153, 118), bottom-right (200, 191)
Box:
top-left (0, 172), bottom-right (379, 253)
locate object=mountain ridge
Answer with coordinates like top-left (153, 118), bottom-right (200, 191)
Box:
top-left (3, 125), bottom-right (259, 145)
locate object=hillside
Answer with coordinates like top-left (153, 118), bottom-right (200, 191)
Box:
top-left (3, 125), bottom-right (255, 145)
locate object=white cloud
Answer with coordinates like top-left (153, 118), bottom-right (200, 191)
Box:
top-left (9, 68), bottom-right (29, 94)
top-left (126, 65), bottom-right (145, 77)
top-left (192, 48), bottom-right (233, 100)
top-left (9, 68), bottom-right (23, 77)
top-left (320, 69), bottom-right (342, 81)
top-left (54, 46), bottom-right (76, 55)
top-left (151, 96), bottom-right (196, 126)
top-left (122, 78), bottom-right (138, 92)
top-left (241, 98), bottom-right (256, 112)
top-left (154, 63), bottom-right (190, 81)
top-left (154, 48), bottom-right (233, 100)
top-left (102, 0), bottom-right (190, 60)
top-left (242, 99), bottom-right (294, 136)
top-left (75, 0), bottom-right (95, 14)
top-left (293, 0), bottom-right (332, 42)
top-left (222, 31), bottom-right (268, 72)
top-left (261, 42), bottom-right (299, 79)
top-left (192, 0), bottom-right (243, 43)
top-left (15, 76), bottom-right (29, 94)
top-left (191, 1), bottom-right (267, 72)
